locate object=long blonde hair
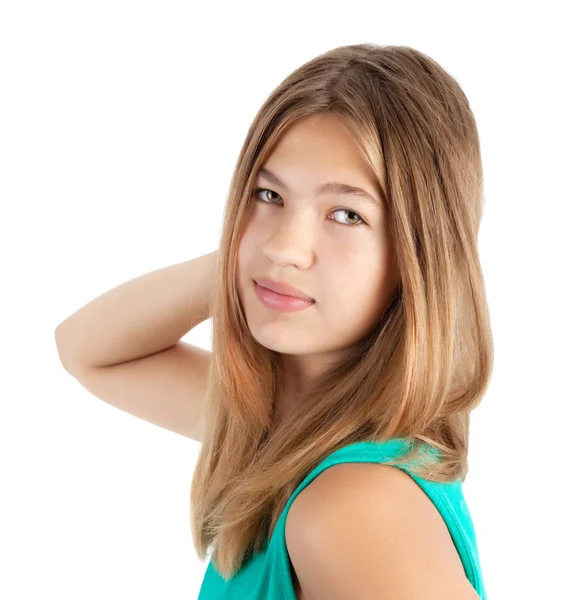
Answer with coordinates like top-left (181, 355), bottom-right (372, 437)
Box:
top-left (190, 43), bottom-right (493, 580)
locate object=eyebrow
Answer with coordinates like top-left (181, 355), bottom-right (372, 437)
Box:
top-left (257, 167), bottom-right (381, 207)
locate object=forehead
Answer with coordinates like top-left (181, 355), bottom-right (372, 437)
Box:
top-left (259, 116), bottom-right (383, 204)
top-left (269, 115), bottom-right (368, 170)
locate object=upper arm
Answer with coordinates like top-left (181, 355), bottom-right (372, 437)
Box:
top-left (285, 463), bottom-right (480, 600)
top-left (59, 341), bottom-right (211, 442)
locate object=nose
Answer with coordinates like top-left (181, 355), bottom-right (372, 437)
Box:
top-left (261, 210), bottom-right (315, 269)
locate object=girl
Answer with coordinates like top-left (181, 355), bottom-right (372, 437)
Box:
top-left (57, 43), bottom-right (490, 599)
top-left (193, 43), bottom-right (490, 599)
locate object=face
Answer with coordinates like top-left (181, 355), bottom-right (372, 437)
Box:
top-left (236, 113), bottom-right (399, 394)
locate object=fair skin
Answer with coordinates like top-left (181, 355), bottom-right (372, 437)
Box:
top-left (285, 463), bottom-right (481, 599)
top-left (236, 113), bottom-right (399, 424)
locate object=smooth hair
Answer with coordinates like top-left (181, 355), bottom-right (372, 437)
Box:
top-left (190, 43), bottom-right (493, 580)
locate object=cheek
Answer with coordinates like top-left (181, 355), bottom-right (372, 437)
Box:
top-left (236, 220), bottom-right (258, 267)
top-left (333, 271), bottom-right (384, 311)
top-left (237, 214), bottom-right (263, 256)
top-left (324, 247), bottom-right (391, 319)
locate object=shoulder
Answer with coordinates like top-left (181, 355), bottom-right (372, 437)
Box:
top-left (285, 462), bottom-right (480, 599)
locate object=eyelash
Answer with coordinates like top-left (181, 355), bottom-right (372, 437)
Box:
top-left (250, 187), bottom-right (367, 227)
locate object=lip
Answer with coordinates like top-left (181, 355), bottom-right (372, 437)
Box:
top-left (253, 280), bottom-right (315, 313)
top-left (253, 277), bottom-right (314, 301)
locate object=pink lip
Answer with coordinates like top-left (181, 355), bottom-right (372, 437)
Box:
top-left (253, 277), bottom-right (314, 301)
top-left (253, 280), bottom-right (315, 313)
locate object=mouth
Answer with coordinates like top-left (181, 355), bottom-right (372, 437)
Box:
top-left (252, 277), bottom-right (314, 301)
top-left (253, 280), bottom-right (316, 313)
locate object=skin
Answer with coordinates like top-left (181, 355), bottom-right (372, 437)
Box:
top-left (286, 464), bottom-right (478, 600)
top-left (236, 113), bottom-right (400, 424)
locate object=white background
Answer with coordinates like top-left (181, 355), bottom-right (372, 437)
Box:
top-left (1, 1), bottom-right (575, 598)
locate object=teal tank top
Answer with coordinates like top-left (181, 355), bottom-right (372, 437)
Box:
top-left (197, 438), bottom-right (486, 599)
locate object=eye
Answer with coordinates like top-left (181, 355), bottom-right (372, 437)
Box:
top-left (250, 187), bottom-right (367, 227)
top-left (252, 187), bottom-right (282, 204)
top-left (329, 208), bottom-right (366, 227)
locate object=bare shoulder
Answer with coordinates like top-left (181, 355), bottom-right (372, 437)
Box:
top-left (285, 462), bottom-right (480, 600)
